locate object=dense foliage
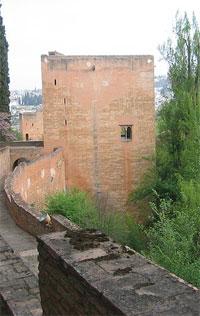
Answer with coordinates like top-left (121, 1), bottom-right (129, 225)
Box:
top-left (0, 4), bottom-right (10, 112)
top-left (147, 181), bottom-right (200, 287)
top-left (132, 13), bottom-right (200, 204)
top-left (130, 13), bottom-right (200, 288)
top-left (45, 189), bottom-right (146, 252)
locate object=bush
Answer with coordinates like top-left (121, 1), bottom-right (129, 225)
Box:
top-left (145, 182), bottom-right (200, 287)
top-left (45, 188), bottom-right (146, 252)
top-left (45, 189), bottom-right (97, 228)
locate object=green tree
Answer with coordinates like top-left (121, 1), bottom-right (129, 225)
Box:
top-left (130, 13), bottom-right (200, 288)
top-left (131, 12), bottom-right (200, 205)
top-left (157, 13), bottom-right (200, 198)
top-left (0, 3), bottom-right (10, 112)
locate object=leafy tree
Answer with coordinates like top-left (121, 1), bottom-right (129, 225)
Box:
top-left (130, 13), bottom-right (200, 288)
top-left (131, 12), bottom-right (200, 205)
top-left (157, 13), bottom-right (200, 197)
top-left (0, 3), bottom-right (10, 112)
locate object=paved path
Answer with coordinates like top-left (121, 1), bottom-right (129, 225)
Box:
top-left (0, 192), bottom-right (42, 315)
top-left (0, 192), bottom-right (38, 277)
top-left (0, 235), bottom-right (42, 316)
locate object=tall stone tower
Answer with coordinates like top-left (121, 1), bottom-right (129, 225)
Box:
top-left (41, 53), bottom-right (155, 209)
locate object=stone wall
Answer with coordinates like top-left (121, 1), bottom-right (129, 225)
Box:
top-left (38, 229), bottom-right (200, 316)
top-left (4, 149), bottom-right (67, 236)
top-left (10, 148), bottom-right (65, 208)
top-left (10, 146), bottom-right (43, 170)
top-left (42, 53), bottom-right (155, 210)
top-left (0, 147), bottom-right (10, 190)
top-left (0, 140), bottom-right (44, 147)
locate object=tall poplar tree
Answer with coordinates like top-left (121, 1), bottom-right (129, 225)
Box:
top-left (131, 12), bottom-right (200, 204)
top-left (156, 12), bottom-right (200, 199)
top-left (0, 3), bottom-right (10, 112)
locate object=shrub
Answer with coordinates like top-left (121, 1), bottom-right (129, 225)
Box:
top-left (45, 188), bottom-right (97, 228)
top-left (45, 188), bottom-right (146, 252)
top-left (145, 182), bottom-right (200, 287)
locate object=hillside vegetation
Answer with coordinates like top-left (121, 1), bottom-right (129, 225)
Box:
top-left (130, 12), bottom-right (200, 288)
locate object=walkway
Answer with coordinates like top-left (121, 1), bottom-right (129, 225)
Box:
top-left (0, 192), bottom-right (42, 315)
top-left (0, 193), bottom-right (38, 276)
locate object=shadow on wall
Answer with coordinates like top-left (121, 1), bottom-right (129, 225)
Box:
top-left (12, 158), bottom-right (30, 170)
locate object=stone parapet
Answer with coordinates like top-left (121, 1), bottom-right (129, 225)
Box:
top-left (0, 140), bottom-right (44, 147)
top-left (37, 229), bottom-right (200, 316)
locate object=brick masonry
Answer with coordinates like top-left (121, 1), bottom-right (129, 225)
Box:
top-left (10, 146), bottom-right (43, 170)
top-left (38, 229), bottom-right (200, 316)
top-left (0, 144), bottom-right (44, 190)
top-left (0, 147), bottom-right (10, 190)
top-left (19, 109), bottom-right (43, 141)
top-left (42, 53), bottom-right (155, 210)
top-left (10, 148), bottom-right (65, 208)
top-left (4, 148), bottom-right (69, 236)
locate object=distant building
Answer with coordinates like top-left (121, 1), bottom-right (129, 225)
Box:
top-left (19, 108), bottom-right (43, 140)
top-left (10, 89), bottom-right (42, 130)
top-left (41, 52), bottom-right (155, 209)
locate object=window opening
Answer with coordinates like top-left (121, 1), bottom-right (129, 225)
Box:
top-left (25, 133), bottom-right (29, 141)
top-left (127, 126), bottom-right (132, 139)
top-left (54, 79), bottom-right (57, 86)
top-left (120, 125), bottom-right (132, 141)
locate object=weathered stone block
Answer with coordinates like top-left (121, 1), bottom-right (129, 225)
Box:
top-left (37, 230), bottom-right (200, 315)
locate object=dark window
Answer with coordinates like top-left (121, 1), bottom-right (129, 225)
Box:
top-left (120, 125), bottom-right (132, 141)
top-left (127, 126), bottom-right (132, 139)
top-left (25, 133), bottom-right (29, 141)
top-left (32, 123), bottom-right (34, 127)
top-left (64, 119), bottom-right (67, 126)
top-left (64, 98), bottom-right (66, 104)
top-left (54, 79), bottom-right (57, 85)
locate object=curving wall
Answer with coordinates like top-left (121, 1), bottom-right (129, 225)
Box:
top-left (3, 146), bottom-right (200, 315)
top-left (0, 147), bottom-right (10, 190)
top-left (4, 148), bottom-right (66, 236)
top-left (10, 148), bottom-right (65, 208)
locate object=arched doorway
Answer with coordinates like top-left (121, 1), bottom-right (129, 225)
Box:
top-left (12, 158), bottom-right (30, 170)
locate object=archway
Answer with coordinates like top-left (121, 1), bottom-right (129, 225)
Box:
top-left (12, 158), bottom-right (30, 170)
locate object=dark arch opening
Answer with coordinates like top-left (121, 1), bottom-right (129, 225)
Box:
top-left (12, 158), bottom-right (30, 170)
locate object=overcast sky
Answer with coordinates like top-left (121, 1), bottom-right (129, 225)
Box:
top-left (1, 0), bottom-right (200, 90)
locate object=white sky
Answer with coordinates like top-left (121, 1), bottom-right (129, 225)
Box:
top-left (1, 0), bottom-right (200, 90)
